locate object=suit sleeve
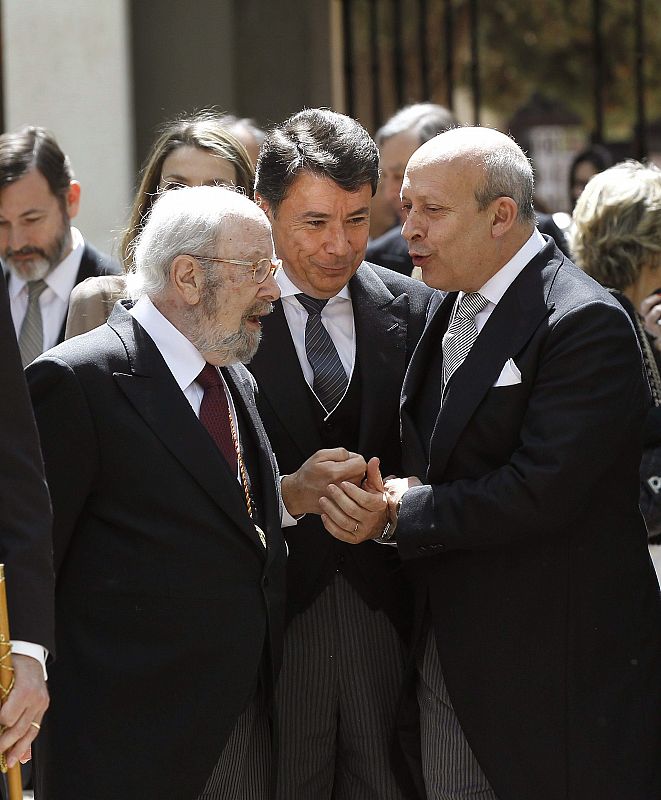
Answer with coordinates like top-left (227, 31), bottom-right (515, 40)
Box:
top-left (0, 277), bottom-right (55, 650)
top-left (397, 300), bottom-right (648, 558)
top-left (26, 356), bottom-right (99, 575)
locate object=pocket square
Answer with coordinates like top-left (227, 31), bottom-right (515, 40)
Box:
top-left (493, 358), bottom-right (522, 387)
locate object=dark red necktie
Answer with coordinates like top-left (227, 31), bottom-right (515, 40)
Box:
top-left (197, 363), bottom-right (238, 475)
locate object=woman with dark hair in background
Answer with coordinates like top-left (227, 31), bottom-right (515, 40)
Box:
top-left (65, 110), bottom-right (255, 337)
top-left (568, 144), bottom-right (614, 210)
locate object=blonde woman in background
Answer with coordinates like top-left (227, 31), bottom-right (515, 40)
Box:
top-left (571, 159), bottom-right (661, 580)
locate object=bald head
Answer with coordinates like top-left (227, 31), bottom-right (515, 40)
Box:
top-left (400, 127), bottom-right (536, 292)
top-left (409, 127), bottom-right (535, 226)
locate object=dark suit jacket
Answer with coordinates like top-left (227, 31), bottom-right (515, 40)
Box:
top-left (0, 274), bottom-right (53, 651)
top-left (55, 241), bottom-right (121, 342)
top-left (27, 303), bottom-right (287, 800)
top-left (249, 262), bottom-right (436, 638)
top-left (366, 225), bottom-right (413, 276)
top-left (397, 240), bottom-right (661, 800)
top-left (536, 211), bottom-right (571, 257)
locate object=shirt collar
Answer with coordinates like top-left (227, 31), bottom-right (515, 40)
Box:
top-left (474, 228), bottom-right (546, 307)
top-left (129, 295), bottom-right (206, 392)
top-left (7, 226), bottom-right (84, 302)
top-left (277, 266), bottom-right (351, 302)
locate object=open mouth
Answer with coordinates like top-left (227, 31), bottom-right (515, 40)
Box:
top-left (244, 303), bottom-right (273, 327)
top-left (409, 252), bottom-right (430, 267)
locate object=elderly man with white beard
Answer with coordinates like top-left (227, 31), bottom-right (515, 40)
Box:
top-left (27, 185), bottom-right (299, 800)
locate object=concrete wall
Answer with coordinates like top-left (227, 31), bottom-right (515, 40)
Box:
top-left (1, 0), bottom-right (337, 255)
top-left (233, 0), bottom-right (334, 127)
top-left (129, 0), bottom-right (336, 164)
top-left (129, 0), bottom-right (236, 168)
top-left (2, 0), bottom-right (134, 258)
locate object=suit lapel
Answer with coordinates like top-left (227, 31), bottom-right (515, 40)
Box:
top-left (249, 299), bottom-right (323, 457)
top-left (108, 305), bottom-right (263, 550)
top-left (427, 245), bottom-right (559, 478)
top-left (57, 243), bottom-right (98, 343)
top-left (224, 364), bottom-right (282, 560)
top-left (400, 291), bottom-right (454, 475)
top-left (350, 263), bottom-right (409, 454)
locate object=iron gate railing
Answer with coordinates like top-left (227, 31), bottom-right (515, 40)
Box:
top-left (340, 0), bottom-right (651, 160)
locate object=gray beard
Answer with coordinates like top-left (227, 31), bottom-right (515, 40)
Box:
top-left (3, 218), bottom-right (71, 282)
top-left (191, 323), bottom-right (263, 364)
top-left (6, 254), bottom-right (52, 282)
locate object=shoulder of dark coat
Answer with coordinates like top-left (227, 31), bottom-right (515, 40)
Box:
top-left (362, 260), bottom-right (437, 307)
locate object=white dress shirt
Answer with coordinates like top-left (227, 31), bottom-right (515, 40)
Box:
top-left (129, 296), bottom-right (296, 526)
top-left (7, 226), bottom-right (85, 351)
top-left (276, 270), bottom-right (355, 523)
top-left (454, 228), bottom-right (546, 332)
top-left (277, 268), bottom-right (356, 390)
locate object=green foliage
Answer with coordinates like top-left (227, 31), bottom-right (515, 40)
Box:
top-left (470, 0), bottom-right (661, 136)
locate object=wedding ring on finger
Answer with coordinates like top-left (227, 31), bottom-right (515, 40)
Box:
top-left (30, 721), bottom-right (41, 731)
top-left (353, 523), bottom-right (359, 533)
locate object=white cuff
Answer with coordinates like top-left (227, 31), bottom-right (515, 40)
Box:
top-left (12, 641), bottom-right (48, 680)
top-left (280, 476), bottom-right (304, 527)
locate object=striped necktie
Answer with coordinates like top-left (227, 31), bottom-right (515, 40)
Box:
top-left (18, 279), bottom-right (48, 367)
top-left (441, 292), bottom-right (489, 399)
top-left (296, 293), bottom-right (348, 414)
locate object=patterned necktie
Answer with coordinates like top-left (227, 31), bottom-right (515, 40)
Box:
top-left (296, 293), bottom-right (348, 413)
top-left (441, 292), bottom-right (490, 399)
top-left (197, 364), bottom-right (238, 475)
top-left (18, 279), bottom-right (48, 367)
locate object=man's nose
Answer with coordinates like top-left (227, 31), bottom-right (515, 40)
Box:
top-left (325, 225), bottom-right (351, 256)
top-left (6, 225), bottom-right (27, 251)
top-left (401, 211), bottom-right (421, 242)
top-left (259, 271), bottom-right (280, 302)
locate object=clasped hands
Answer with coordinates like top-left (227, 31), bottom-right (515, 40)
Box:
top-left (280, 447), bottom-right (421, 544)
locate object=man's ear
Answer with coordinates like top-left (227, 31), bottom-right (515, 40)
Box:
top-left (171, 254), bottom-right (203, 305)
top-left (255, 192), bottom-right (272, 219)
top-left (66, 181), bottom-right (81, 219)
top-left (491, 196), bottom-right (518, 239)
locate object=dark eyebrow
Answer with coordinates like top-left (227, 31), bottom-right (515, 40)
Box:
top-left (299, 211), bottom-right (331, 220)
top-left (298, 207), bottom-right (370, 220)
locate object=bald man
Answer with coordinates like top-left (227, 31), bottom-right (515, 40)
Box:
top-left (320, 127), bottom-right (661, 800)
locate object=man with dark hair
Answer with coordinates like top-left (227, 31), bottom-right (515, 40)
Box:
top-left (323, 126), bottom-right (661, 800)
top-left (0, 256), bottom-right (53, 792)
top-left (367, 103), bottom-right (457, 276)
top-left (252, 108), bottom-right (436, 799)
top-left (0, 125), bottom-right (120, 365)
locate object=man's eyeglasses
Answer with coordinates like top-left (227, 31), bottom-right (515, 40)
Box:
top-left (183, 254), bottom-right (282, 284)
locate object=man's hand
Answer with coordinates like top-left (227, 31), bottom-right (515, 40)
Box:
top-left (281, 448), bottom-right (367, 517)
top-left (640, 291), bottom-right (661, 344)
top-left (0, 654), bottom-right (49, 767)
top-left (319, 457), bottom-right (389, 543)
top-left (383, 475), bottom-right (423, 527)
top-left (384, 476), bottom-right (423, 505)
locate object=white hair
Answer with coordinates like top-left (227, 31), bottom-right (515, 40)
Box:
top-left (126, 185), bottom-right (265, 300)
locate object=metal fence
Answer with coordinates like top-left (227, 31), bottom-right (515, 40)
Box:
top-left (340, 0), bottom-right (650, 160)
